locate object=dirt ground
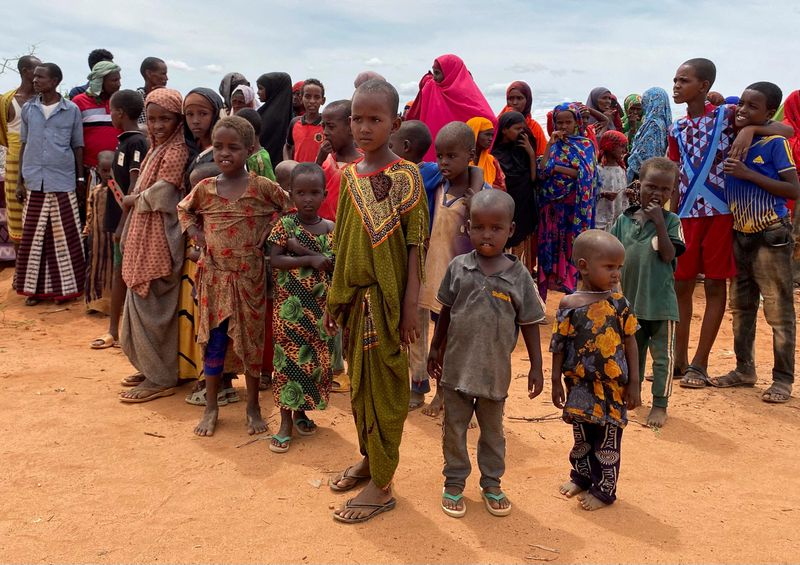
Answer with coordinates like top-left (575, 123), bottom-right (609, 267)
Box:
top-left (1, 265), bottom-right (799, 565)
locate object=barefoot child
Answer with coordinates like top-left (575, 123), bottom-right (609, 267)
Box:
top-left (708, 82), bottom-right (799, 403)
top-left (178, 116), bottom-right (290, 436)
top-left (84, 150), bottom-right (115, 314)
top-left (324, 79), bottom-right (429, 523)
top-left (611, 157), bottom-right (685, 427)
top-left (428, 189), bottom-right (545, 519)
top-left (235, 108), bottom-right (276, 181)
top-left (268, 163), bottom-right (335, 452)
top-left (285, 79), bottom-right (325, 162)
top-left (551, 229), bottom-right (640, 510)
top-left (595, 130), bottom-right (629, 230)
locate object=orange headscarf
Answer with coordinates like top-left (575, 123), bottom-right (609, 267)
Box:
top-left (466, 117), bottom-right (498, 186)
top-left (498, 81), bottom-right (549, 156)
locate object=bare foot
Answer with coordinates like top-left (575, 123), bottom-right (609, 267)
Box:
top-left (579, 492), bottom-right (609, 511)
top-left (409, 391), bottom-right (425, 411)
top-left (422, 389), bottom-right (444, 418)
top-left (560, 480), bottom-right (585, 498)
top-left (330, 457), bottom-right (370, 491)
top-left (194, 407), bottom-right (218, 437)
top-left (647, 406), bottom-right (667, 428)
top-left (334, 481), bottom-right (393, 521)
top-left (246, 405), bottom-right (268, 435)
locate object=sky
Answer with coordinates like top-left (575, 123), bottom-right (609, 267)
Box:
top-left (1, 0), bottom-right (799, 122)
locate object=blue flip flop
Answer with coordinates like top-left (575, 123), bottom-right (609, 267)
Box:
top-left (269, 434), bottom-right (292, 453)
top-left (293, 417), bottom-right (317, 436)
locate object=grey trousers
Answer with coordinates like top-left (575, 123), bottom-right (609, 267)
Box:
top-left (442, 387), bottom-right (505, 490)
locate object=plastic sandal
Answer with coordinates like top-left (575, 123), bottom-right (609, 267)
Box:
top-left (441, 489), bottom-right (466, 518)
top-left (480, 487), bottom-right (512, 517)
top-left (269, 434), bottom-right (292, 453)
top-left (293, 417), bottom-right (317, 436)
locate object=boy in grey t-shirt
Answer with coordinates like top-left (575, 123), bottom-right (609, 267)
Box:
top-left (428, 190), bottom-right (545, 519)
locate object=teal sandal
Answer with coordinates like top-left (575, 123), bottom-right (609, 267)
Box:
top-left (293, 417), bottom-right (317, 436)
top-left (480, 487), bottom-right (512, 517)
top-left (441, 489), bottom-right (466, 518)
top-left (269, 434), bottom-right (292, 453)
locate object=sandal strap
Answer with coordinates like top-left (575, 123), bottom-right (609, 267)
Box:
top-left (271, 434), bottom-right (292, 443)
top-left (483, 491), bottom-right (507, 502)
top-left (442, 491), bottom-right (463, 502)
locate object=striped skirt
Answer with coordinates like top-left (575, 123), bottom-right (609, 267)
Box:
top-left (15, 191), bottom-right (86, 300)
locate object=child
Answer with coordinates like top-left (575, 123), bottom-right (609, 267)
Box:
top-left (268, 163), bottom-right (335, 453)
top-left (284, 79), bottom-right (325, 162)
top-left (316, 100), bottom-right (362, 222)
top-left (418, 121), bottom-right (491, 417)
top-left (236, 108), bottom-right (276, 181)
top-left (91, 90), bottom-right (148, 350)
top-left (551, 229), bottom-right (640, 511)
top-left (595, 130), bottom-right (629, 230)
top-left (466, 117), bottom-right (506, 190)
top-left (178, 116), bottom-right (290, 436)
top-left (274, 160), bottom-right (298, 194)
top-left (499, 81), bottom-right (549, 156)
top-left (668, 58), bottom-right (792, 388)
top-left (611, 157), bottom-right (685, 427)
top-left (323, 79), bottom-right (429, 523)
top-left (707, 82), bottom-right (799, 404)
top-left (428, 189), bottom-right (545, 519)
top-left (84, 150), bottom-right (115, 314)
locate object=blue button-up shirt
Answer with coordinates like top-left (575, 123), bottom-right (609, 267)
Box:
top-left (20, 96), bottom-right (84, 192)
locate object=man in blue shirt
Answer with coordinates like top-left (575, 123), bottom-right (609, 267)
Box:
top-left (14, 62), bottom-right (86, 305)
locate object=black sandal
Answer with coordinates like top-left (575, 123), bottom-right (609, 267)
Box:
top-left (680, 365), bottom-right (709, 389)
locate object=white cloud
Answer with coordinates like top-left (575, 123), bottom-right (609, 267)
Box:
top-left (364, 57), bottom-right (383, 67)
top-left (508, 62), bottom-right (549, 74)
top-left (203, 64), bottom-right (222, 73)
top-left (485, 83), bottom-right (510, 95)
top-left (166, 59), bottom-right (193, 72)
top-left (397, 81), bottom-right (419, 96)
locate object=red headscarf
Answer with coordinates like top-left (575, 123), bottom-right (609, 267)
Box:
top-left (598, 130), bottom-right (629, 167)
top-left (405, 54), bottom-right (496, 161)
top-left (782, 90), bottom-right (800, 170)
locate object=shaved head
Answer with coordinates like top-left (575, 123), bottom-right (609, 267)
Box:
top-left (470, 189), bottom-right (515, 221)
top-left (354, 70), bottom-right (386, 89)
top-left (572, 229), bottom-right (625, 265)
top-left (435, 121), bottom-right (475, 152)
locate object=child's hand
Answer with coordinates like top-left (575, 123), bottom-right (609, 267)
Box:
top-left (551, 377), bottom-right (565, 409)
top-left (642, 201), bottom-right (665, 226)
top-left (730, 126), bottom-right (755, 161)
top-left (286, 237), bottom-right (307, 256)
top-left (527, 366), bottom-right (544, 399)
top-left (309, 254), bottom-right (333, 271)
top-left (400, 303), bottom-right (420, 345)
top-left (551, 130), bottom-right (568, 143)
top-left (122, 193), bottom-right (138, 210)
top-left (517, 132), bottom-right (535, 156)
top-left (317, 139), bottom-right (333, 162)
top-left (723, 157), bottom-right (751, 180)
top-left (427, 347), bottom-right (443, 382)
top-left (322, 309), bottom-right (338, 337)
top-left (623, 383), bottom-right (642, 410)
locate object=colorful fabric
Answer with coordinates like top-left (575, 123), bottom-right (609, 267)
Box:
top-left (287, 115), bottom-right (324, 163)
top-left (727, 135), bottom-right (796, 233)
top-left (780, 90), bottom-right (800, 171)
top-left (596, 165), bottom-right (628, 230)
top-left (622, 94), bottom-right (642, 142)
top-left (268, 214), bottom-right (335, 411)
top-left (405, 54), bottom-right (496, 161)
top-left (85, 61), bottom-right (120, 97)
top-left (85, 183), bottom-right (114, 313)
top-left (1, 89), bottom-right (23, 241)
top-left (569, 422), bottom-right (624, 505)
top-left (256, 72), bottom-right (293, 166)
top-left (178, 254), bottom-right (205, 380)
top-left (598, 130), bottom-right (628, 166)
top-left (668, 102), bottom-right (735, 218)
top-left (327, 159), bottom-right (428, 488)
top-left (246, 147), bottom-right (276, 180)
top-left (177, 173), bottom-right (290, 379)
top-left (231, 85), bottom-right (257, 110)
top-left (550, 293), bottom-right (638, 428)
top-left (320, 150), bottom-right (364, 221)
top-left (466, 117), bottom-right (500, 186)
top-left (15, 191), bottom-right (85, 300)
top-left (71, 92), bottom-right (122, 168)
top-left (498, 81), bottom-right (549, 156)
top-left (627, 87), bottom-right (673, 183)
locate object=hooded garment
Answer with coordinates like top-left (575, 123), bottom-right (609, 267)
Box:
top-left (86, 61), bottom-right (121, 97)
top-left (232, 84), bottom-right (257, 111)
top-left (256, 72), bottom-right (293, 167)
top-left (586, 87), bottom-right (624, 131)
top-left (498, 81), bottom-right (549, 157)
top-left (626, 87), bottom-right (673, 183)
top-left (183, 87), bottom-right (224, 177)
top-left (218, 72), bottom-right (249, 108)
top-left (466, 117), bottom-right (500, 187)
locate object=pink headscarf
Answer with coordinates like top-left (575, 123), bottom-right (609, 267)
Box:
top-left (405, 54), bottom-right (496, 161)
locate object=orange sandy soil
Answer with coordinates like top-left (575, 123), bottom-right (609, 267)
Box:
top-left (1, 265), bottom-right (799, 564)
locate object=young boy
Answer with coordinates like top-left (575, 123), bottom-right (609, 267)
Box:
top-left (90, 89), bottom-right (147, 349)
top-left (323, 79), bottom-right (429, 524)
top-left (84, 150), bottom-right (115, 314)
top-left (668, 58), bottom-right (792, 388)
top-left (708, 82), bottom-right (799, 403)
top-left (611, 157), bottom-right (685, 427)
top-left (274, 159), bottom-right (298, 194)
top-left (428, 189), bottom-right (545, 518)
top-left (236, 108), bottom-right (276, 180)
top-left (284, 79), bottom-right (325, 163)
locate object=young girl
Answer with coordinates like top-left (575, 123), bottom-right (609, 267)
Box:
top-left (119, 88), bottom-right (190, 401)
top-left (538, 103), bottom-right (599, 301)
top-left (551, 229), bottom-right (640, 511)
top-left (230, 85), bottom-right (257, 115)
top-left (466, 117), bottom-right (505, 190)
top-left (178, 116), bottom-right (290, 437)
top-left (595, 130), bottom-right (629, 230)
top-left (267, 163), bottom-right (335, 453)
top-left (84, 150), bottom-right (115, 314)
top-left (499, 81), bottom-right (548, 156)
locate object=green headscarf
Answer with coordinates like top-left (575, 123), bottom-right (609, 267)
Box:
top-left (86, 61), bottom-right (120, 97)
top-left (622, 94), bottom-right (642, 134)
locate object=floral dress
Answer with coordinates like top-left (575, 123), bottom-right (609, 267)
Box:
top-left (550, 293), bottom-right (638, 428)
top-left (268, 214), bottom-right (335, 411)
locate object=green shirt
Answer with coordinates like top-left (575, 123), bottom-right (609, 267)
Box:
top-left (611, 206), bottom-right (685, 321)
top-left (246, 148), bottom-right (276, 181)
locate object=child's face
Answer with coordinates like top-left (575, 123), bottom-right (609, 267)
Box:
top-left (555, 111), bottom-right (578, 135)
top-left (146, 103), bottom-right (181, 145)
top-left (388, 132), bottom-right (412, 161)
top-left (476, 128), bottom-right (494, 152)
top-left (185, 103), bottom-right (214, 142)
top-left (735, 89), bottom-right (772, 128)
top-left (109, 103), bottom-right (125, 130)
top-left (350, 91), bottom-right (399, 154)
top-left (502, 122), bottom-right (525, 143)
top-left (580, 247), bottom-right (624, 291)
top-left (322, 108), bottom-right (352, 152)
top-left (435, 139), bottom-right (473, 181)
top-left (302, 84), bottom-right (325, 116)
top-left (212, 126), bottom-right (252, 175)
top-left (468, 206), bottom-right (514, 258)
top-left (291, 174), bottom-right (326, 218)
top-left (639, 168), bottom-right (675, 209)
top-left (292, 89), bottom-right (303, 110)
top-left (257, 84), bottom-right (267, 103)
top-left (610, 144), bottom-right (627, 162)
top-left (672, 64), bottom-right (706, 105)
top-left (231, 92), bottom-right (247, 115)
top-left (506, 89), bottom-right (527, 114)
top-left (97, 160), bottom-right (113, 183)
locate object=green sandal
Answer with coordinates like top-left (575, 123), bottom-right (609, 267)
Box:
top-left (293, 417), bottom-right (317, 436)
top-left (441, 489), bottom-right (466, 518)
top-left (269, 434), bottom-right (292, 453)
top-left (480, 487), bottom-right (511, 517)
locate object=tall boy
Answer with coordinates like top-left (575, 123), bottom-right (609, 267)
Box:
top-left (428, 189), bottom-right (545, 518)
top-left (668, 58), bottom-right (792, 388)
top-left (611, 157), bottom-right (685, 427)
top-left (284, 78), bottom-right (325, 162)
top-left (324, 79), bottom-right (429, 524)
top-left (708, 82), bottom-right (799, 403)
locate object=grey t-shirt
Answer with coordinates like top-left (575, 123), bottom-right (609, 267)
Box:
top-left (437, 251), bottom-right (545, 401)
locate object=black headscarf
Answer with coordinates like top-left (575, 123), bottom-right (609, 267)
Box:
top-left (256, 72), bottom-right (293, 167)
top-left (183, 87), bottom-right (224, 182)
top-left (218, 72), bottom-right (249, 109)
top-left (491, 111), bottom-right (538, 247)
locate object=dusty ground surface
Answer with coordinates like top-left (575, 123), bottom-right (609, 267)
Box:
top-left (1, 265), bottom-right (799, 564)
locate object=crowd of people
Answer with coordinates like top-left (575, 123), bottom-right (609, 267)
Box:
top-left (1, 49), bottom-right (798, 523)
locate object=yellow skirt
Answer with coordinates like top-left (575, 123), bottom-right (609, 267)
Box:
top-left (178, 256), bottom-right (205, 380)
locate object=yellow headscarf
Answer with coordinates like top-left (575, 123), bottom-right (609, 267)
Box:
top-left (466, 117), bottom-right (497, 186)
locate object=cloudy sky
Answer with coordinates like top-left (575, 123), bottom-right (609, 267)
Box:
top-left (1, 0), bottom-right (798, 121)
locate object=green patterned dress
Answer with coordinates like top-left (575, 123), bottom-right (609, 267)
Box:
top-left (268, 214), bottom-right (334, 411)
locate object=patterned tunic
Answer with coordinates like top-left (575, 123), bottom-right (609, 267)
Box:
top-left (268, 214), bottom-right (334, 411)
top-left (550, 293), bottom-right (638, 428)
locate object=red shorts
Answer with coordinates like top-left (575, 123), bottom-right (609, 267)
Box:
top-left (675, 215), bottom-right (736, 281)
